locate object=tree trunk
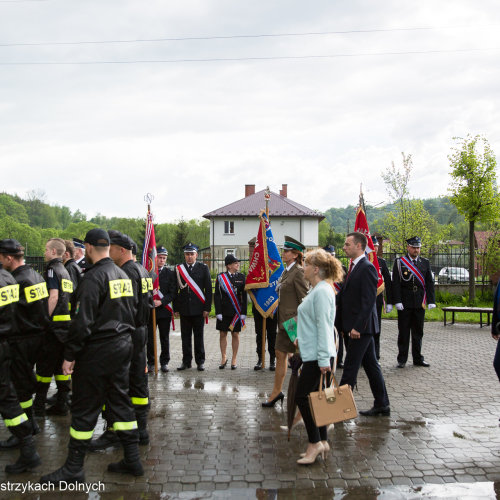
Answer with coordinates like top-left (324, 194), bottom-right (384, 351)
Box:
top-left (469, 219), bottom-right (475, 302)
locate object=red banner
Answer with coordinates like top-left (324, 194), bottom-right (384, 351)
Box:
top-left (142, 210), bottom-right (159, 296)
top-left (245, 216), bottom-right (270, 290)
top-left (354, 206), bottom-right (385, 295)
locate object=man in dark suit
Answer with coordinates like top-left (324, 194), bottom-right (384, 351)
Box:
top-left (338, 232), bottom-right (390, 416)
top-left (392, 236), bottom-right (436, 368)
top-left (174, 243), bottom-right (213, 372)
top-left (147, 246), bottom-right (176, 373)
top-left (372, 236), bottom-right (393, 360)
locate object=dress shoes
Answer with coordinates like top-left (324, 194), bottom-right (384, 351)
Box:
top-left (269, 360), bottom-right (276, 371)
top-left (177, 364), bottom-right (191, 371)
top-left (414, 361), bottom-right (430, 367)
top-left (197, 364), bottom-right (205, 371)
top-left (231, 365), bottom-right (237, 370)
top-left (254, 360), bottom-right (262, 371)
top-left (359, 406), bottom-right (391, 416)
top-left (160, 364), bottom-right (169, 373)
top-left (397, 362), bottom-right (406, 368)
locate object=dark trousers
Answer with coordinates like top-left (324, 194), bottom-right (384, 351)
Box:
top-left (180, 314), bottom-right (205, 366)
top-left (296, 361), bottom-right (327, 444)
top-left (494, 340), bottom-right (500, 381)
top-left (0, 341), bottom-right (32, 440)
top-left (340, 334), bottom-right (389, 408)
top-left (71, 334), bottom-right (138, 447)
top-left (147, 316), bottom-right (171, 366)
top-left (374, 297), bottom-right (383, 360)
top-left (254, 310), bottom-right (277, 361)
top-left (397, 308), bottom-right (425, 364)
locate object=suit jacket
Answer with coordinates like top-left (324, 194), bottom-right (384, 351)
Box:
top-left (277, 264), bottom-right (309, 331)
top-left (392, 255), bottom-right (435, 309)
top-left (376, 257), bottom-right (393, 307)
top-left (174, 261), bottom-right (213, 316)
top-left (214, 272), bottom-right (247, 317)
top-left (338, 256), bottom-right (379, 335)
top-left (156, 266), bottom-right (177, 319)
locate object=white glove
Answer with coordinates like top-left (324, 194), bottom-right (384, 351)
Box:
top-left (240, 315), bottom-right (246, 320)
top-left (395, 303), bottom-right (404, 311)
top-left (216, 314), bottom-right (223, 321)
top-left (385, 304), bottom-right (393, 313)
top-left (428, 303), bottom-right (436, 309)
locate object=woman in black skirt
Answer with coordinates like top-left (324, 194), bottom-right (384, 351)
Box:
top-left (214, 255), bottom-right (247, 369)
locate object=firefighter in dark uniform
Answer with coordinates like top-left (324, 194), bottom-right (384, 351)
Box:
top-left (73, 238), bottom-right (87, 270)
top-left (89, 231), bottom-right (154, 451)
top-left (147, 246), bottom-right (176, 373)
top-left (0, 265), bottom-right (41, 473)
top-left (372, 236), bottom-right (393, 360)
top-left (40, 229), bottom-right (143, 486)
top-left (215, 254), bottom-right (247, 369)
top-left (63, 239), bottom-right (83, 290)
top-left (174, 243), bottom-right (212, 371)
top-left (0, 239), bottom-right (49, 449)
top-left (253, 304), bottom-right (277, 371)
top-left (392, 236), bottom-right (436, 368)
top-left (34, 238), bottom-right (72, 417)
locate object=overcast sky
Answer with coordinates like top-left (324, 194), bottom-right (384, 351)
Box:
top-left (1, 0), bottom-right (499, 224)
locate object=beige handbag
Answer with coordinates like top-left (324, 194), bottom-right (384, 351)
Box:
top-left (308, 373), bottom-right (357, 427)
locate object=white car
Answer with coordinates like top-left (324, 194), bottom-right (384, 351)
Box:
top-left (438, 267), bottom-right (469, 284)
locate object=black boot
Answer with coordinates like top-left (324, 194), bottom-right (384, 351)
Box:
top-left (0, 434), bottom-right (20, 449)
top-left (40, 445), bottom-right (85, 485)
top-left (46, 392), bottom-right (69, 416)
top-left (254, 359), bottom-right (262, 371)
top-left (26, 407), bottom-right (40, 436)
top-left (108, 441), bottom-right (144, 476)
top-left (88, 429), bottom-right (119, 451)
top-left (269, 357), bottom-right (276, 371)
top-left (136, 412), bottom-right (149, 446)
top-left (5, 435), bottom-right (41, 473)
top-left (33, 395), bottom-right (46, 418)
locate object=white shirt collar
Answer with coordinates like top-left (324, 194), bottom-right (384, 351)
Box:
top-left (352, 254), bottom-right (366, 267)
top-left (286, 261), bottom-right (296, 272)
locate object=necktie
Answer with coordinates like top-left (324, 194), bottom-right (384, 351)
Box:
top-left (347, 261), bottom-right (354, 279)
top-left (188, 265), bottom-right (193, 273)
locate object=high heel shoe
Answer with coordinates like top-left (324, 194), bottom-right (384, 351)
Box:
top-left (231, 364), bottom-right (237, 370)
top-left (219, 360), bottom-right (228, 369)
top-left (300, 440), bottom-right (329, 457)
top-left (261, 392), bottom-right (284, 408)
top-left (297, 442), bottom-right (325, 465)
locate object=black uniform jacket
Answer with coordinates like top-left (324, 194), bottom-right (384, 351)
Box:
top-left (121, 260), bottom-right (154, 328)
top-left (65, 257), bottom-right (136, 362)
top-left (65, 259), bottom-right (82, 290)
top-left (337, 257), bottom-right (379, 335)
top-left (377, 257), bottom-right (393, 306)
top-left (44, 258), bottom-right (72, 342)
top-left (174, 261), bottom-right (213, 316)
top-left (156, 266), bottom-right (177, 320)
top-left (392, 255), bottom-right (435, 309)
top-left (0, 268), bottom-right (18, 338)
top-left (11, 264), bottom-right (50, 337)
top-left (214, 272), bottom-right (247, 317)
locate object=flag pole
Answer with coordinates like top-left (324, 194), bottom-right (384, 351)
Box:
top-left (261, 186), bottom-right (271, 370)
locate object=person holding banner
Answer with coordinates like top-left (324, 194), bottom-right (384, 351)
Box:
top-left (263, 236), bottom-right (308, 407)
top-left (174, 243), bottom-right (212, 372)
top-left (214, 255), bottom-right (247, 370)
top-left (392, 236), bottom-right (436, 368)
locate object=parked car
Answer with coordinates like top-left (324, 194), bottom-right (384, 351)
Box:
top-left (438, 267), bottom-right (469, 284)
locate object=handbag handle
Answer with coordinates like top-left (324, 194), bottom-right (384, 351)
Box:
top-left (317, 371), bottom-right (342, 400)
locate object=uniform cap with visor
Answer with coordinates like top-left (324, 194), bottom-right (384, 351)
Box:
top-left (183, 242), bottom-right (199, 253)
top-left (0, 239), bottom-right (24, 255)
top-left (283, 236), bottom-right (305, 252)
top-left (406, 236), bottom-right (422, 248)
top-left (84, 228), bottom-right (110, 247)
top-left (157, 246), bottom-right (168, 256)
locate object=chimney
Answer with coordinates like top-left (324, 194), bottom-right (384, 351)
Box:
top-left (245, 184), bottom-right (255, 197)
top-left (279, 184), bottom-right (288, 197)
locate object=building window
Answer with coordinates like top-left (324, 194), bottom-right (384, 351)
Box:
top-left (224, 221), bottom-right (234, 234)
top-left (225, 249), bottom-right (235, 257)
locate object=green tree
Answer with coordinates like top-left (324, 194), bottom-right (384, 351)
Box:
top-left (171, 219), bottom-right (189, 265)
top-left (448, 135), bottom-right (500, 300)
top-left (0, 194), bottom-right (30, 224)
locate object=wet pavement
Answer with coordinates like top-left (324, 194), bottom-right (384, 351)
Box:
top-left (1, 318), bottom-right (500, 499)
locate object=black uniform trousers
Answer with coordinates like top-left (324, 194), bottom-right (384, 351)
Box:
top-left (296, 361), bottom-right (328, 444)
top-left (147, 316), bottom-right (172, 367)
top-left (339, 334), bottom-right (389, 409)
top-left (69, 334), bottom-right (138, 451)
top-left (0, 341), bottom-right (32, 440)
top-left (397, 308), bottom-right (425, 364)
top-left (9, 334), bottom-right (43, 409)
top-left (254, 310), bottom-right (277, 361)
top-left (180, 314), bottom-right (205, 366)
top-left (374, 296), bottom-right (384, 360)
top-left (35, 332), bottom-right (71, 401)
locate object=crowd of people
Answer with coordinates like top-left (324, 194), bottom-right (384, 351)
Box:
top-left (0, 226), bottom-right (449, 482)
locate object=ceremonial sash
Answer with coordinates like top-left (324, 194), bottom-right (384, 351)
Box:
top-left (177, 265), bottom-right (206, 304)
top-left (156, 290), bottom-right (175, 331)
top-left (333, 282), bottom-right (341, 294)
top-left (218, 273), bottom-right (245, 331)
top-left (400, 256), bottom-right (427, 308)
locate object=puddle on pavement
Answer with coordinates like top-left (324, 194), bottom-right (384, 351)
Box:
top-left (18, 482), bottom-right (500, 499)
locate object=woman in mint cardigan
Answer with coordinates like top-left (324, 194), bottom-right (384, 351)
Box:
top-left (294, 249), bottom-right (343, 465)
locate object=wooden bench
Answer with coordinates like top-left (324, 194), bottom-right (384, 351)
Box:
top-left (442, 306), bottom-right (494, 328)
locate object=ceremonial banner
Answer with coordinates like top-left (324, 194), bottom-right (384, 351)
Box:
top-left (246, 213), bottom-right (284, 317)
top-left (354, 206), bottom-right (384, 294)
top-left (142, 210), bottom-right (159, 294)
